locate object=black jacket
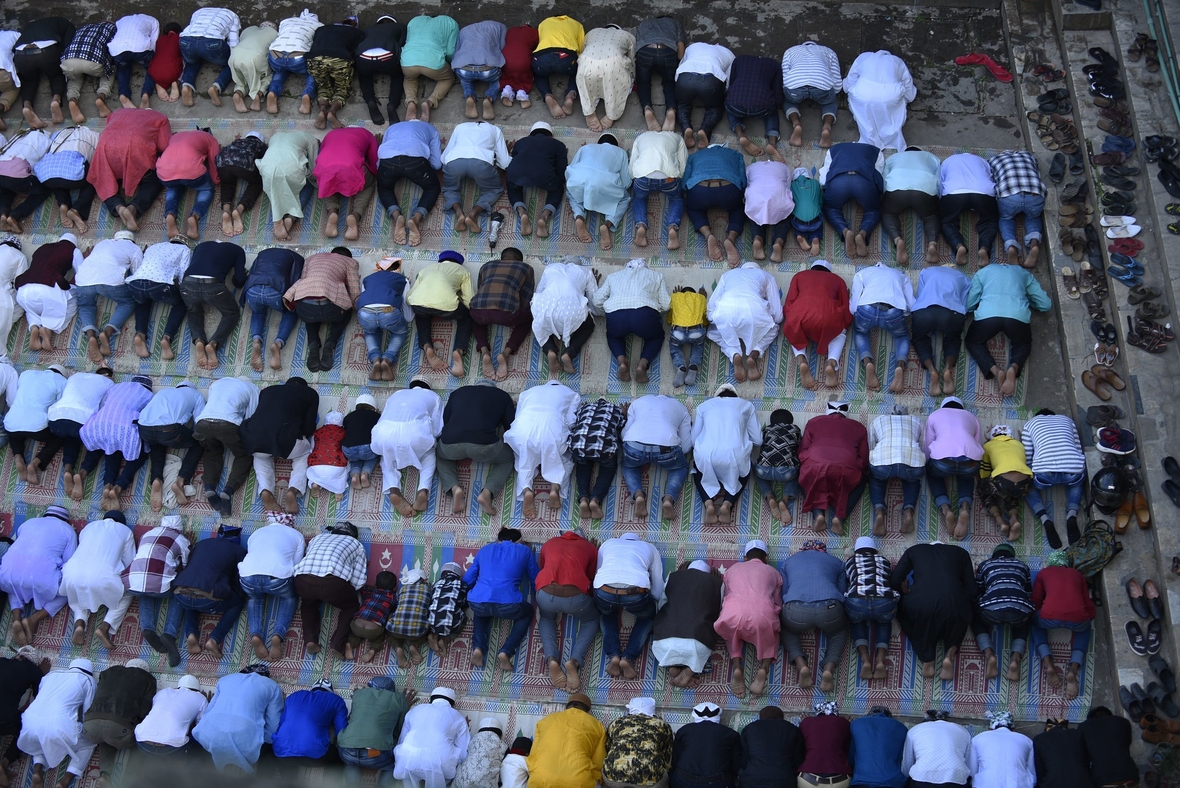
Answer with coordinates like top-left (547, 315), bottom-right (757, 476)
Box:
top-left (670, 722), bottom-right (741, 788)
top-left (85, 666), bottom-right (158, 725)
top-left (1078, 716), bottom-right (1138, 786)
top-left (357, 20), bottom-right (407, 59)
top-left (1033, 727), bottom-right (1093, 788)
top-left (440, 385), bottom-right (515, 446)
top-left (172, 536), bottom-right (248, 600)
top-left (240, 379), bottom-right (320, 457)
top-left (309, 23), bottom-right (365, 61)
top-left (16, 17), bottom-right (75, 48)
top-left (653, 569), bottom-right (723, 647)
top-left (738, 718), bottom-right (804, 788)
top-left (505, 134), bottom-right (569, 188)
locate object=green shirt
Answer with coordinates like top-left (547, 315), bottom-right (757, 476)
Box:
top-left (336, 688), bottom-right (409, 751)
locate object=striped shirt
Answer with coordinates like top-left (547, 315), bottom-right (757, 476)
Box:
top-left (868, 415), bottom-right (925, 468)
top-left (988, 150), bottom-right (1047, 199)
top-left (1022, 414), bottom-right (1085, 475)
top-left (975, 555), bottom-right (1034, 614)
top-left (843, 551), bottom-right (897, 599)
top-left (270, 11), bottom-right (322, 54)
top-left (181, 8), bottom-right (242, 47)
top-left (781, 41), bottom-right (842, 90)
top-left (61, 22), bottom-right (117, 72)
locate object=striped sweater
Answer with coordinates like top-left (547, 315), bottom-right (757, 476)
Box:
top-left (975, 556), bottom-right (1034, 614)
top-left (1022, 415), bottom-right (1085, 475)
top-left (844, 551), bottom-right (897, 599)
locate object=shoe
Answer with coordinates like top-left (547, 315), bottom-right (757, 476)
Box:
top-left (685, 367), bottom-right (698, 387)
top-left (1116, 496), bottom-right (1134, 533)
top-left (1134, 682), bottom-right (1157, 716)
top-left (160, 633), bottom-right (182, 667)
top-left (487, 211), bottom-right (505, 249)
top-left (306, 348), bottom-right (322, 372)
top-left (1128, 621), bottom-right (1150, 656)
top-left (1082, 369), bottom-right (1111, 401)
top-left (1091, 365), bottom-right (1126, 391)
top-left (673, 367), bottom-right (687, 387)
top-left (1165, 479), bottom-right (1180, 508)
top-left (1128, 578), bottom-right (1152, 618)
top-left (320, 343), bottom-right (336, 371)
top-left (1106, 224), bottom-right (1142, 238)
top-left (1123, 684), bottom-right (1145, 722)
top-left (1146, 579), bottom-right (1165, 618)
top-left (1101, 215), bottom-right (1138, 226)
top-left (1086, 404), bottom-right (1125, 427)
top-left (1106, 164), bottom-right (1142, 176)
top-left (1061, 179), bottom-right (1089, 201)
top-left (1130, 285), bottom-right (1163, 304)
top-left (1148, 619), bottom-right (1164, 655)
top-left (1165, 456), bottom-right (1180, 484)
top-left (1138, 302), bottom-right (1171, 320)
top-left (1098, 427), bottom-right (1137, 454)
top-left (1102, 174), bottom-right (1137, 190)
top-left (1147, 683), bottom-right (1180, 718)
top-left (366, 100), bottom-right (385, 125)
top-left (1151, 655), bottom-right (1178, 694)
top-left (1069, 151), bottom-right (1086, 174)
top-left (1067, 515), bottom-right (1081, 544)
top-left (1049, 152), bottom-right (1066, 183)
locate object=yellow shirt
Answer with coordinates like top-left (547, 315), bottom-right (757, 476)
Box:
top-left (979, 435), bottom-right (1033, 477)
top-left (668, 291), bottom-right (707, 328)
top-left (535, 16), bottom-right (585, 54)
top-left (526, 708), bottom-right (606, 788)
top-left (405, 261), bottom-right (474, 311)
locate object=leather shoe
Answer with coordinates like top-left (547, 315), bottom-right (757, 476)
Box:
top-left (1164, 479), bottom-right (1180, 508)
top-left (1147, 580), bottom-right (1165, 619)
top-left (1122, 684), bottom-right (1145, 721)
top-left (306, 349), bottom-right (322, 373)
top-left (1150, 655), bottom-right (1177, 694)
top-left (1127, 578), bottom-right (1152, 618)
top-left (1128, 620), bottom-right (1149, 655)
top-left (1164, 456), bottom-right (1180, 484)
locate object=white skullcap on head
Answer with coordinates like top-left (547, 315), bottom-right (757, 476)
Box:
top-left (627, 697), bottom-right (656, 716)
top-left (325, 411), bottom-right (345, 426)
top-left (989, 424), bottom-right (1012, 438)
top-left (125, 658), bottom-right (150, 671)
top-left (178, 675), bottom-right (202, 691)
top-left (430, 686), bottom-right (457, 703)
top-left (356, 394), bottom-right (377, 409)
top-left (692, 702), bottom-right (722, 723)
top-left (941, 396), bottom-right (964, 408)
top-left (479, 717), bottom-right (502, 731)
top-left (854, 536), bottom-right (877, 552)
top-left (530, 120), bottom-right (553, 135)
top-left (688, 559), bottom-right (711, 573)
top-left (114, 230), bottom-right (136, 242)
top-left (70, 658), bottom-right (94, 674)
top-left (246, 131), bottom-right (264, 141)
top-left (810, 259), bottom-right (831, 270)
top-left (743, 539), bottom-right (767, 556)
top-left (59, 232), bottom-right (79, 246)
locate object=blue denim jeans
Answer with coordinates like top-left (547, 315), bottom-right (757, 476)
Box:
top-left (357, 307), bottom-right (409, 363)
top-left (783, 85), bottom-right (840, 120)
top-left (135, 590), bottom-right (171, 635)
top-left (342, 444), bottom-right (378, 477)
top-left (137, 740), bottom-right (196, 758)
top-left (164, 591), bottom-right (245, 645)
top-left (844, 596), bottom-right (897, 650)
top-left (726, 104), bottom-right (781, 139)
top-left (339, 747), bottom-right (396, 786)
top-left (925, 456), bottom-right (980, 508)
top-left (164, 173), bottom-right (215, 220)
top-left (268, 53), bottom-right (315, 97)
top-left (668, 324), bottom-right (706, 370)
top-left (822, 172), bottom-right (882, 237)
top-left (632, 176), bottom-right (685, 229)
top-left (1026, 469), bottom-right (1086, 516)
top-left (854, 305), bottom-right (910, 364)
top-left (76, 283), bottom-right (137, 341)
top-left (1030, 615), bottom-right (1090, 665)
top-left (536, 590), bottom-right (600, 666)
top-left (754, 464), bottom-right (799, 499)
top-left (620, 441), bottom-right (690, 502)
top-left (998, 192), bottom-right (1044, 251)
top-left (246, 284), bottom-right (298, 347)
top-left (455, 66), bottom-right (501, 100)
top-left (113, 50), bottom-right (155, 99)
top-left (595, 588), bottom-right (657, 661)
top-left (868, 462), bottom-right (923, 510)
top-left (469, 600), bottom-right (534, 659)
top-left (239, 574), bottom-right (298, 642)
top-left (180, 36), bottom-right (231, 92)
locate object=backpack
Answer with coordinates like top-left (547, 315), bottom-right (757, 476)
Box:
top-left (1066, 520), bottom-right (1121, 579)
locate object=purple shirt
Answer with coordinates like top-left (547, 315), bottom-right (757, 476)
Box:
top-left (80, 381), bottom-right (154, 457)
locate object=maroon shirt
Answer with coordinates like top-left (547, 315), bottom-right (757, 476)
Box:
top-left (15, 240), bottom-right (75, 290)
top-left (799, 714), bottom-right (852, 776)
top-left (536, 531), bottom-right (598, 594)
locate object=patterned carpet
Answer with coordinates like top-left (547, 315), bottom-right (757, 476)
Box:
top-left (0, 118), bottom-right (1087, 787)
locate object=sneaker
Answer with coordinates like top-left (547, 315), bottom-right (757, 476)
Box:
top-left (488, 212), bottom-right (505, 248)
top-left (684, 366), bottom-right (698, 387)
top-left (673, 367), bottom-right (687, 387)
top-left (1098, 427), bottom-right (1138, 455)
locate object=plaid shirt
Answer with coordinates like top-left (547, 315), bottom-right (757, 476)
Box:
top-left (123, 526), bottom-right (191, 594)
top-left (988, 150), bottom-right (1047, 199)
top-left (283, 252), bottom-right (362, 312)
top-left (569, 398), bottom-right (624, 461)
top-left (428, 573), bottom-right (468, 637)
top-left (386, 579), bottom-right (432, 637)
top-left (294, 533), bottom-right (368, 589)
top-left (757, 422), bottom-right (801, 468)
top-left (355, 586), bottom-right (397, 625)
top-left (867, 415), bottom-right (925, 468)
top-left (61, 22), bottom-right (117, 73)
top-left (725, 55), bottom-right (784, 112)
top-left (215, 135), bottom-right (267, 173)
top-left (470, 259), bottom-right (535, 313)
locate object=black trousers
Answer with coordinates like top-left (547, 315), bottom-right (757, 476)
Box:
top-left (40, 172), bottom-right (97, 221)
top-left (910, 305), bottom-right (966, 366)
top-left (376, 156), bottom-right (440, 218)
top-left (0, 718), bottom-right (22, 763)
top-left (295, 299), bottom-right (352, 350)
top-left (139, 422), bottom-right (203, 483)
top-left (940, 192), bottom-right (998, 254)
top-left (965, 316), bottom-right (1032, 376)
top-left (414, 304), bottom-right (471, 354)
top-left (675, 72), bottom-right (726, 135)
top-left (356, 56), bottom-right (404, 107)
top-left (9, 427), bottom-right (55, 462)
top-left (542, 315), bottom-right (595, 358)
top-left (14, 45), bottom-right (66, 104)
top-left (881, 189), bottom-right (940, 243)
top-left (0, 174), bottom-right (47, 218)
top-left (218, 164), bottom-right (262, 211)
top-left (693, 467), bottom-right (750, 506)
top-left (103, 170), bottom-right (163, 217)
top-left (636, 45), bottom-right (678, 111)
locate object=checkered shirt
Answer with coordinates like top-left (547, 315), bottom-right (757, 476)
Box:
top-left (758, 422), bottom-right (801, 468)
top-left (122, 526), bottom-right (192, 594)
top-left (988, 150), bottom-right (1047, 198)
top-left (470, 259), bottom-right (535, 313)
top-left (569, 398), bottom-right (624, 462)
top-left (294, 533), bottom-right (368, 589)
top-left (355, 586), bottom-right (397, 625)
top-left (32, 127), bottom-right (100, 183)
top-left (428, 573), bottom-right (468, 637)
top-left (61, 22), bottom-right (117, 73)
top-left (725, 55), bottom-right (784, 112)
top-left (386, 579), bottom-right (432, 638)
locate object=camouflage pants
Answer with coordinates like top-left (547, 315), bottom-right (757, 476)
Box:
top-left (307, 56), bottom-right (354, 104)
top-left (980, 473), bottom-right (1032, 513)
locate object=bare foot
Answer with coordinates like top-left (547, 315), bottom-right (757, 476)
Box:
top-left (324, 210), bottom-right (339, 238)
top-left (683, 128), bottom-right (696, 150)
top-left (770, 240), bottom-right (784, 263)
top-left (564, 659), bottom-right (582, 692)
top-left (589, 499), bottom-right (604, 519)
top-left (1000, 365), bottom-right (1017, 397)
top-left (789, 124), bottom-right (803, 147)
top-left (186, 633), bottom-right (202, 656)
top-left (797, 664), bottom-right (813, 688)
top-left (250, 339), bottom-right (263, 372)
top-left (739, 135), bottom-right (763, 156)
top-left (561, 353), bottom-right (576, 374)
top-left (663, 109), bottom-right (676, 132)
top-left (940, 653), bottom-right (956, 680)
top-left (750, 666), bottom-right (769, 695)
top-left (599, 222), bottom-right (612, 251)
top-left (575, 216), bottom-right (591, 243)
top-left (820, 666), bottom-right (835, 692)
top-left (283, 488), bottom-right (300, 514)
top-left (392, 214), bottom-right (407, 244)
top-left (696, 129), bottom-right (709, 149)
top-left (706, 234), bottom-right (722, 261)
top-left (546, 350), bottom-right (560, 377)
top-left (644, 106), bottom-right (660, 131)
top-left (895, 237), bottom-right (909, 266)
top-left (901, 508), bottom-right (915, 533)
top-left (662, 496), bottom-right (676, 520)
top-left (451, 350), bottom-right (465, 377)
top-left (72, 621), bottom-right (86, 646)
top-left (544, 95), bottom-right (565, 119)
top-left (873, 508), bottom-right (886, 536)
top-left (389, 490), bottom-right (414, 517)
top-left (585, 113), bottom-right (603, 133)
top-left (633, 492), bottom-right (647, 519)
top-left (854, 231), bottom-right (869, 257)
top-left (204, 342), bottom-right (219, 370)
top-left (1006, 654), bottom-right (1022, 682)
top-left (413, 489), bottom-right (428, 512)
top-left (423, 344), bottom-right (446, 371)
top-left (522, 487), bottom-right (537, 519)
top-left (864, 361), bottom-right (880, 391)
top-left (232, 208), bottom-right (244, 235)
top-left (548, 483), bottom-right (562, 513)
top-left (732, 352), bottom-right (747, 383)
top-left (942, 366), bottom-right (956, 394)
top-left (823, 361), bottom-right (839, 388)
top-left (150, 479), bottom-right (163, 511)
top-left (718, 500), bottom-right (732, 524)
top-left (606, 656), bottom-right (622, 677)
top-left (954, 504), bottom-right (970, 540)
top-left (548, 658), bottom-right (567, 689)
top-left (269, 341), bottom-right (283, 370)
top-left (50, 99), bottom-right (64, 124)
top-left (888, 364), bottom-right (905, 394)
top-left (667, 226), bottom-right (680, 250)
top-left (477, 488), bottom-right (495, 515)
top-left (814, 512), bottom-right (827, 532)
top-left (87, 333), bottom-right (103, 364)
top-left (616, 356), bottom-right (630, 381)
top-left (495, 352), bottom-right (509, 381)
top-left (922, 661), bottom-right (936, 679)
top-left (704, 499), bottom-right (718, 525)
top-left (819, 124), bottom-right (832, 147)
top-left (843, 228), bottom-right (856, 256)
top-left (798, 361), bottom-right (818, 390)
top-left (535, 212), bottom-right (549, 238)
top-left (344, 213), bottom-right (359, 241)
top-left (977, 248), bottom-right (990, 267)
top-left (22, 106), bottom-right (46, 129)
top-left (731, 666), bottom-right (747, 698)
top-left (723, 238), bottom-right (739, 267)
top-left (745, 354), bottom-right (761, 381)
top-left (68, 100), bottom-right (85, 124)
top-left (619, 658), bottom-right (638, 680)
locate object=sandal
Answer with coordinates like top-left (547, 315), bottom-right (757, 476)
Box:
top-left (1137, 318), bottom-right (1175, 342)
top-left (1108, 265), bottom-right (1142, 286)
top-left (1127, 315), bottom-right (1169, 353)
top-left (1092, 364), bottom-right (1127, 390)
top-left (1062, 267), bottom-right (1081, 299)
top-left (1138, 301), bottom-right (1171, 320)
top-left (1129, 33), bottom-right (1150, 62)
top-left (1083, 291), bottom-right (1107, 321)
top-left (1078, 261), bottom-right (1097, 293)
top-left (1168, 223), bottom-right (1180, 235)
top-left (1129, 284), bottom-right (1163, 304)
top-left (1166, 203), bottom-right (1180, 215)
top-left (1083, 369), bottom-right (1113, 401)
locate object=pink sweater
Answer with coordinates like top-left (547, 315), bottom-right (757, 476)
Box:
top-left (922, 407), bottom-right (983, 461)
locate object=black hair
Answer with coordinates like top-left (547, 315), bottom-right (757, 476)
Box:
top-left (905, 145), bottom-right (923, 152)
top-left (943, 400), bottom-right (964, 410)
top-left (500, 247), bottom-right (524, 262)
top-left (497, 527), bottom-right (523, 542)
top-left (1087, 706), bottom-right (1113, 718)
top-left (599, 134), bottom-right (620, 147)
top-left (96, 366), bottom-right (115, 377)
top-left (409, 380), bottom-right (431, 390)
top-left (163, 22), bottom-right (182, 34)
top-left (288, 377), bottom-right (307, 386)
top-left (759, 706), bottom-right (784, 720)
top-left (718, 389), bottom-right (738, 398)
top-left (770, 409), bottom-right (793, 425)
top-left (745, 548), bottom-right (768, 562)
top-left (376, 571), bottom-right (398, 590)
top-left (1036, 408), bottom-right (1057, 416)
top-left (567, 700), bottom-right (591, 712)
top-left (331, 246), bottom-right (353, 257)
top-left (509, 736), bottom-right (533, 755)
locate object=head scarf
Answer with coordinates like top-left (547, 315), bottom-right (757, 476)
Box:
top-left (989, 424), bottom-right (1013, 438)
top-left (692, 702), bottom-right (722, 724)
top-left (826, 401), bottom-right (850, 414)
top-left (70, 658), bottom-right (94, 675)
top-left (15, 645), bottom-right (40, 662)
top-left (1046, 550), bottom-right (1070, 567)
top-left (627, 697), bottom-right (656, 716)
top-left (369, 676), bottom-right (398, 691)
top-left (377, 256), bottom-right (401, 271)
top-left (439, 250), bottom-right (464, 264)
top-left (814, 701), bottom-right (838, 716)
top-left (441, 561), bottom-right (463, 577)
top-left (800, 539), bottom-right (827, 553)
top-left (242, 663), bottom-right (271, 676)
top-left (0, 234), bottom-right (21, 250)
top-left (325, 411), bottom-right (345, 427)
top-left (45, 504), bottom-right (70, 522)
top-left (266, 511), bottom-right (296, 527)
top-left (125, 658), bottom-right (150, 671)
top-left (688, 560), bottom-right (711, 573)
top-left (987, 710), bottom-right (1014, 729)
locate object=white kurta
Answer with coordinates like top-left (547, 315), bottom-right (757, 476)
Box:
top-left (16, 283), bottom-right (76, 332)
top-left (307, 463), bottom-right (350, 494)
top-left (706, 262), bottom-right (782, 358)
top-left (0, 245), bottom-right (29, 351)
top-left (18, 668), bottom-right (97, 775)
top-left (652, 637), bottom-right (714, 673)
top-left (531, 263), bottom-right (599, 347)
top-left (576, 27), bottom-right (636, 120)
top-left (843, 50), bottom-right (917, 152)
top-left (393, 700), bottom-right (472, 788)
top-left (500, 753), bottom-right (529, 788)
top-left (968, 728), bottom-right (1037, 788)
top-left (59, 518), bottom-right (136, 629)
top-left (691, 397), bottom-right (762, 498)
top-left (370, 387), bottom-right (443, 494)
top-left (0, 515), bottom-right (78, 615)
top-left (503, 380), bottom-right (580, 499)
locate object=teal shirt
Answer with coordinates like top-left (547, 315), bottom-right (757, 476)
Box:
top-left (336, 688), bottom-right (409, 751)
top-left (965, 263), bottom-right (1051, 322)
top-left (400, 15), bottom-right (459, 70)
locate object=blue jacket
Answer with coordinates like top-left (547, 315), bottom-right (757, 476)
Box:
top-left (355, 270), bottom-right (408, 311)
top-left (779, 549), bottom-right (847, 603)
top-left (828, 142), bottom-right (884, 191)
top-left (683, 146), bottom-right (747, 191)
top-left (848, 715), bottom-right (908, 788)
top-left (271, 689), bottom-right (349, 759)
top-left (243, 248), bottom-right (305, 304)
top-left (172, 536), bottom-right (248, 601)
top-left (463, 540), bottom-right (540, 605)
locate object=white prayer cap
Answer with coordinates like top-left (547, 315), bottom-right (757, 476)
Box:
top-left (854, 536), bottom-right (877, 552)
top-left (325, 411), bottom-right (345, 426)
top-left (404, 568), bottom-right (427, 584)
top-left (714, 383), bottom-right (738, 397)
top-left (70, 658), bottom-right (94, 674)
top-left (743, 539), bottom-right (768, 557)
top-left (161, 514), bottom-right (183, 530)
top-left (479, 717), bottom-right (503, 732)
top-left (688, 560), bottom-right (711, 573)
top-left (430, 686), bottom-right (457, 704)
top-left (246, 131), bottom-right (264, 141)
top-left (59, 232), bottom-right (79, 246)
top-left (989, 424), bottom-right (1012, 438)
top-left (941, 396), bottom-right (964, 408)
top-left (530, 121), bottom-right (554, 135)
top-left (48, 363), bottom-right (68, 377)
top-left (356, 394), bottom-right (377, 409)
top-left (692, 702), bottom-right (722, 723)
top-left (627, 697), bottom-right (656, 716)
top-left (114, 230), bottom-right (136, 242)
top-left (810, 259), bottom-right (832, 271)
top-left (15, 645), bottom-right (40, 662)
top-left (178, 675), bottom-right (202, 691)
top-left (125, 658), bottom-right (150, 671)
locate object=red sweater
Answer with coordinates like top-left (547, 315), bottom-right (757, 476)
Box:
top-left (535, 532), bottom-right (598, 594)
top-left (1031, 565), bottom-right (1096, 623)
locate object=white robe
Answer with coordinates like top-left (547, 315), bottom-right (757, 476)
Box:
top-left (307, 463), bottom-right (350, 494)
top-left (370, 387), bottom-right (443, 494)
top-left (0, 245), bottom-right (29, 351)
top-left (393, 700), bottom-right (472, 788)
top-left (59, 518), bottom-right (136, 629)
top-left (706, 262), bottom-right (782, 359)
top-left (16, 283), bottom-right (76, 332)
top-left (843, 50), bottom-right (917, 152)
top-left (18, 668), bottom-right (97, 775)
top-left (0, 514), bottom-right (78, 615)
top-left (500, 753), bottom-right (529, 788)
top-left (191, 673), bottom-right (286, 773)
top-left (691, 397), bottom-right (762, 498)
top-left (504, 380), bottom-right (580, 499)
top-left (530, 263), bottom-right (599, 347)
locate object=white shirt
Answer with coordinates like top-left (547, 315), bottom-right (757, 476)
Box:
top-left (849, 262), bottom-right (915, 312)
top-left (42, 127), bottom-right (100, 161)
top-left (969, 728), bottom-right (1036, 788)
top-left (621, 395), bottom-right (692, 453)
top-left (500, 753), bottom-right (529, 788)
top-left (4, 369), bottom-right (67, 433)
top-left (135, 687), bottom-right (208, 747)
top-left (270, 10), bottom-right (321, 53)
top-left (675, 42), bottom-right (735, 85)
top-left (940, 153), bottom-right (996, 196)
top-left (594, 533), bottom-right (665, 600)
top-left (238, 523), bottom-right (307, 579)
top-left (441, 122), bottom-right (512, 168)
top-left (781, 41), bottom-right (842, 90)
top-left (0, 130), bottom-right (50, 165)
top-left (137, 383), bottom-right (206, 428)
top-left (591, 259), bottom-right (671, 313)
top-left (902, 720), bottom-right (972, 785)
top-left (0, 31), bottom-right (20, 87)
top-left (394, 700), bottom-right (472, 784)
top-left (126, 242), bottom-right (192, 286)
top-left (197, 377), bottom-right (259, 426)
top-left (181, 8), bottom-right (242, 47)
top-left (108, 15), bottom-right (160, 56)
top-left (0, 360), bottom-right (19, 411)
top-left (73, 239), bottom-right (142, 288)
top-left (630, 131), bottom-right (687, 179)
top-left (46, 372), bottom-right (113, 426)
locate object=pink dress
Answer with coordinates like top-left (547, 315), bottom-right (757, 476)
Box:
top-left (713, 559), bottom-right (782, 660)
